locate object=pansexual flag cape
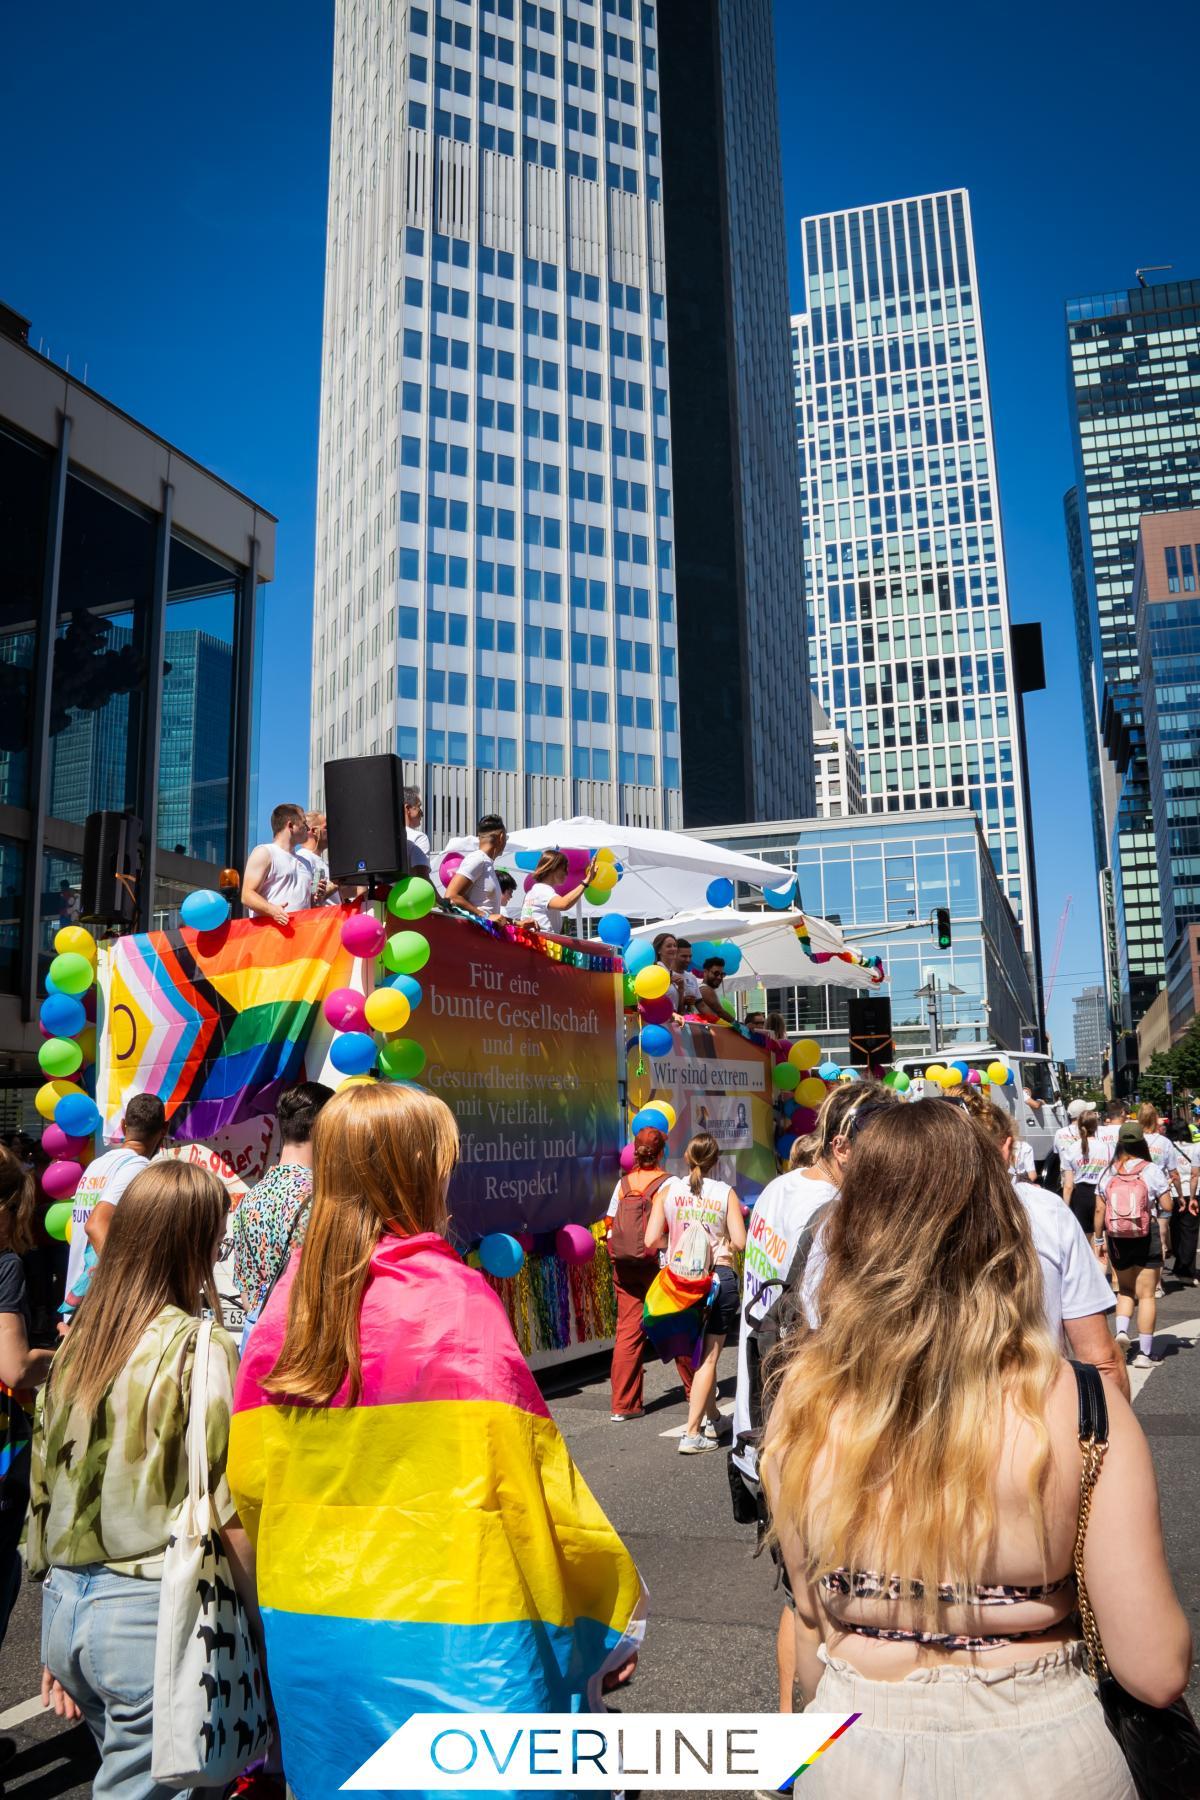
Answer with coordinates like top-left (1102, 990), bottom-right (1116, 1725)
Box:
top-left (96, 907), bottom-right (353, 1143)
top-left (642, 1266), bottom-right (713, 1366)
top-left (229, 1232), bottom-right (646, 1800)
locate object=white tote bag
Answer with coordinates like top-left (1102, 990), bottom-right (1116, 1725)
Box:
top-left (151, 1318), bottom-right (268, 1787)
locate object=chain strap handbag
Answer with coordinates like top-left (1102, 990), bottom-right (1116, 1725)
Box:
top-left (1071, 1360), bottom-right (1200, 1800)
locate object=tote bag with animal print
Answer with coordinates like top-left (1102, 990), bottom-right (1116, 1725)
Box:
top-left (152, 1319), bottom-right (268, 1786)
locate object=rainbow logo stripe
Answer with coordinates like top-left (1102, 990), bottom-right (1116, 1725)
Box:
top-left (779, 1711), bottom-right (862, 1787)
top-left (228, 1232), bottom-right (645, 1800)
top-left (98, 907), bottom-right (352, 1142)
top-left (642, 1266), bottom-right (713, 1364)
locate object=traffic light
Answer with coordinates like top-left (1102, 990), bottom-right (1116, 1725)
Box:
top-left (934, 907), bottom-right (952, 949)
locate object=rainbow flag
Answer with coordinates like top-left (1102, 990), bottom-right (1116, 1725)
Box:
top-left (96, 906), bottom-right (352, 1142)
top-left (642, 1266), bottom-right (714, 1365)
top-left (229, 1232), bottom-right (645, 1800)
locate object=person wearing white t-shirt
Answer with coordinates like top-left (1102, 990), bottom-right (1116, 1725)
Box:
top-left (445, 815), bottom-right (507, 922)
top-left (241, 803), bottom-right (313, 926)
top-left (1137, 1104), bottom-right (1184, 1274)
top-left (1097, 1121), bottom-right (1173, 1366)
top-left (62, 1093), bottom-right (168, 1323)
top-left (403, 787), bottom-right (431, 879)
top-left (1011, 1136), bottom-right (1037, 1183)
top-left (672, 941), bottom-right (704, 1012)
top-left (519, 849), bottom-right (597, 932)
top-left (1166, 1121), bottom-right (1200, 1282)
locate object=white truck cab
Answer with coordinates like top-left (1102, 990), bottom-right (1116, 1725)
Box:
top-left (890, 1047), bottom-right (1066, 1163)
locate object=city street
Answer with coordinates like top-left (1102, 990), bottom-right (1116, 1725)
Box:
top-left (3, 1280), bottom-right (1200, 1796)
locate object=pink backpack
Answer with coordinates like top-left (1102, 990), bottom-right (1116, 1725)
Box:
top-left (1104, 1159), bottom-right (1152, 1238)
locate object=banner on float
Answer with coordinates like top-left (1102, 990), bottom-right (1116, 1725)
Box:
top-left (629, 1022), bottom-right (775, 1201)
top-left (407, 913), bottom-right (624, 1244)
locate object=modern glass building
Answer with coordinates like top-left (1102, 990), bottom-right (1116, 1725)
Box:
top-left (0, 301), bottom-right (271, 1089)
top-left (1071, 983), bottom-right (1107, 1082)
top-left (1064, 276), bottom-right (1200, 1037)
top-left (311, 0), bottom-right (684, 845)
top-left (791, 190), bottom-right (1037, 967)
top-left (702, 810), bottom-right (1037, 1061)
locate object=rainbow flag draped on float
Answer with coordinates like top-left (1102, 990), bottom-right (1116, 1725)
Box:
top-left (228, 1232), bottom-right (645, 1800)
top-left (642, 1266), bottom-right (714, 1365)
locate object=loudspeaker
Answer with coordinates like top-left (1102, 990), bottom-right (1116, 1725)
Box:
top-left (81, 811), bottom-right (142, 926)
top-left (324, 755), bottom-right (410, 881)
top-left (847, 994), bottom-right (894, 1066)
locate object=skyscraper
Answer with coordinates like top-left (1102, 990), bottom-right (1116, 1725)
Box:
top-left (311, 0), bottom-right (692, 845)
top-left (1072, 983), bottom-right (1107, 1082)
top-left (1064, 276), bottom-right (1200, 1035)
top-left (791, 189), bottom-right (1036, 954)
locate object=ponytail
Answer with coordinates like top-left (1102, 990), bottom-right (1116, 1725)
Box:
top-left (685, 1132), bottom-right (720, 1195)
top-left (1078, 1109), bottom-right (1097, 1159)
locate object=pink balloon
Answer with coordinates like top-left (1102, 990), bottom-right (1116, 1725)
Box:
top-left (523, 874), bottom-right (537, 893)
top-left (966, 1068), bottom-right (982, 1085)
top-left (792, 1106), bottom-right (818, 1133)
top-left (324, 987), bottom-right (367, 1033)
top-left (43, 1159), bottom-right (83, 1200)
top-left (638, 995), bottom-right (674, 1026)
top-left (556, 1222), bottom-right (596, 1266)
top-left (341, 913), bottom-right (386, 959)
top-left (38, 1020), bottom-right (51, 1039)
top-left (517, 1232), bottom-right (535, 1253)
top-left (439, 851), bottom-right (463, 888)
top-left (83, 990), bottom-right (97, 1022)
top-left (619, 1142), bottom-right (637, 1172)
top-left (42, 1125), bottom-right (90, 1160)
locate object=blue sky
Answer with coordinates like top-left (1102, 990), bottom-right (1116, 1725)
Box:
top-left (3, 0), bottom-right (1196, 1055)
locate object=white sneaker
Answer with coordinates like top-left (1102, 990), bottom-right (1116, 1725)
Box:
top-left (678, 1433), bottom-right (719, 1455)
top-left (702, 1418), bottom-right (728, 1442)
top-left (1155, 1283), bottom-right (1165, 1299)
top-left (1133, 1350), bottom-right (1164, 1368)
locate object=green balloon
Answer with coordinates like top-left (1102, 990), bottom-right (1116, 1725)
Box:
top-left (893, 1072), bottom-right (911, 1092)
top-left (387, 876), bottom-right (437, 921)
top-left (772, 1062), bottom-right (800, 1093)
top-left (48, 952), bottom-right (93, 995)
top-left (583, 883), bottom-right (610, 906)
top-left (45, 1202), bottom-right (72, 1241)
top-left (39, 1037), bottom-right (83, 1079)
top-left (379, 1039), bottom-right (427, 1080)
top-left (380, 930), bottom-right (431, 975)
top-left (622, 973), bottom-right (638, 1008)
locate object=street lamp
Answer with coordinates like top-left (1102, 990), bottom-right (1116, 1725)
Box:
top-left (914, 973), bottom-right (964, 1056)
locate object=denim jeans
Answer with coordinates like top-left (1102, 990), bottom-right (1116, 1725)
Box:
top-left (41, 1563), bottom-right (193, 1800)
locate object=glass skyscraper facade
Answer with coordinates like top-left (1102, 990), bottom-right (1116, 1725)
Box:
top-left (311, 0), bottom-right (688, 843)
top-left (1064, 276), bottom-right (1200, 1031)
top-left (1071, 983), bottom-right (1106, 1081)
top-left (791, 189), bottom-right (1034, 953)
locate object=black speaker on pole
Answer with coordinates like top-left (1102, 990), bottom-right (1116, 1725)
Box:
top-left (80, 811), bottom-right (142, 927)
top-left (847, 994), bottom-right (894, 1068)
top-left (324, 755), bottom-right (410, 882)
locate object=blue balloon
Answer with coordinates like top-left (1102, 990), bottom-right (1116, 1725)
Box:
top-left (55, 1093), bottom-right (100, 1139)
top-left (632, 1105), bottom-right (670, 1134)
top-left (513, 850), bottom-right (540, 871)
top-left (329, 1032), bottom-right (377, 1076)
top-left (951, 1059), bottom-right (970, 1080)
top-left (706, 877), bottom-right (735, 908)
top-left (775, 1133), bottom-right (795, 1158)
top-left (689, 941), bottom-right (715, 971)
top-left (763, 880), bottom-right (796, 910)
top-left (817, 1061), bottom-right (841, 1081)
top-left (719, 942), bottom-right (743, 975)
top-left (478, 1232), bottom-right (525, 1279)
top-left (780, 1097), bottom-right (797, 1118)
top-left (387, 973), bottom-right (424, 1011)
top-left (640, 1024), bottom-right (673, 1057)
top-left (180, 888), bottom-right (231, 933)
top-left (598, 913), bottom-right (632, 949)
top-left (41, 993), bottom-right (86, 1038)
top-left (625, 940), bottom-right (656, 975)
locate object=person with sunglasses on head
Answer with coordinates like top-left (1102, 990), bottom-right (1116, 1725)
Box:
top-left (1096, 1120), bottom-right (1173, 1367)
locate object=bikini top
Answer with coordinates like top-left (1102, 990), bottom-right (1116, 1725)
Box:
top-left (819, 1568), bottom-right (1074, 1651)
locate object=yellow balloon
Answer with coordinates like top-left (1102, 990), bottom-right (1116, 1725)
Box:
top-left (77, 1025), bottom-right (97, 1066)
top-left (64, 1219), bottom-right (73, 1244)
top-left (590, 863), bottom-right (618, 892)
top-left (54, 925), bottom-right (96, 961)
top-left (36, 1079), bottom-right (83, 1122)
top-left (653, 1099), bottom-right (677, 1132)
top-left (797, 1077), bottom-right (826, 1108)
top-left (634, 964), bottom-right (671, 1001)
top-left (794, 1038), bottom-right (822, 1067)
top-left (364, 987), bottom-right (411, 1034)
top-left (338, 1074), bottom-right (376, 1092)
top-left (939, 1069), bottom-right (961, 1089)
top-left (925, 1065), bottom-right (947, 1084)
top-left (987, 1061), bottom-right (1010, 1087)
top-left (595, 847), bottom-right (616, 864)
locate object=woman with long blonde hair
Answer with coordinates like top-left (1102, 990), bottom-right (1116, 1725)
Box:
top-left (763, 1100), bottom-right (1189, 1796)
top-left (228, 1082), bottom-right (642, 1797)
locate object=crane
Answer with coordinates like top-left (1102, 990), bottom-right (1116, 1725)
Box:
top-left (1043, 896), bottom-right (1073, 1015)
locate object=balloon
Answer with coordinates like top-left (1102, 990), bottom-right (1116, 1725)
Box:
top-left (40, 993), bottom-right (86, 1038)
top-left (772, 1063), bottom-right (800, 1092)
top-left (180, 889), bottom-right (231, 933)
top-left (939, 1068), bottom-right (963, 1089)
top-left (622, 973), bottom-right (638, 1008)
top-left (763, 880), bottom-right (795, 910)
top-left (522, 874), bottom-right (536, 894)
top-left (632, 1105), bottom-right (670, 1134)
top-left (583, 884), bottom-right (611, 907)
top-left (633, 964), bottom-right (670, 1001)
top-left (438, 851), bottom-right (463, 888)
top-left (706, 877), bottom-right (735, 908)
top-left (625, 941), bottom-right (655, 975)
top-left (513, 850), bottom-right (540, 871)
top-left (48, 952), bottom-right (93, 995)
top-left (925, 1064), bottom-right (947, 1084)
top-left (719, 943), bottom-right (743, 975)
top-left (892, 1072), bottom-right (911, 1093)
top-left (329, 1032), bottom-right (377, 1076)
top-left (54, 925), bottom-right (96, 961)
top-left (42, 1125), bottom-right (89, 1160)
top-left (796, 1037), bottom-right (822, 1067)
top-left (818, 1062), bottom-right (842, 1081)
top-left (951, 1060), bottom-right (970, 1080)
top-left (966, 1068), bottom-right (982, 1086)
top-left (64, 1219), bottom-right (73, 1243)
top-left (386, 974), bottom-right (424, 1012)
top-left (689, 942), bottom-right (715, 972)
top-left (987, 1061), bottom-right (1010, 1087)
top-left (797, 1076), bottom-right (827, 1108)
top-left (387, 876), bottom-right (437, 921)
top-left (56, 1093), bottom-right (101, 1139)
top-left (39, 1037), bottom-right (83, 1079)
top-left (341, 913), bottom-right (387, 959)
top-left (378, 1038), bottom-right (427, 1080)
top-left (44, 1202), bottom-right (73, 1241)
top-left (77, 1026), bottom-right (96, 1066)
top-left (619, 1142), bottom-right (637, 1172)
top-left (324, 988), bottom-right (367, 1033)
top-left (589, 862), bottom-right (618, 893)
top-left (337, 1074), bottom-right (376, 1092)
top-left (640, 1024), bottom-right (673, 1057)
top-left (36, 1080), bottom-right (81, 1123)
top-left (638, 995), bottom-right (674, 1026)
top-left (381, 931), bottom-right (430, 975)
top-left (775, 1133), bottom-right (796, 1158)
top-left (478, 1232), bottom-right (525, 1279)
top-left (42, 1160), bottom-right (83, 1200)
top-left (556, 1222), bottom-right (595, 1266)
top-left (882, 1070), bottom-right (896, 1088)
top-left (364, 987), bottom-right (412, 1034)
top-left (598, 914), bottom-right (631, 949)
top-left (780, 1096), bottom-right (797, 1118)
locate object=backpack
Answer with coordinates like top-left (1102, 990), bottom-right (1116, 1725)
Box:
top-left (668, 1219), bottom-right (714, 1281)
top-left (1104, 1160), bottom-right (1152, 1238)
top-left (608, 1172), bottom-right (669, 1262)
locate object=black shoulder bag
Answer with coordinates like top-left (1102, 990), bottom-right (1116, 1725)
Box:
top-left (1072, 1360), bottom-right (1200, 1799)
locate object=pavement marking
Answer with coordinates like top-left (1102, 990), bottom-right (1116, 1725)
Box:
top-left (0, 1693), bottom-right (48, 1729)
top-left (659, 1397), bottom-right (734, 1439)
top-left (1129, 1315), bottom-right (1200, 1403)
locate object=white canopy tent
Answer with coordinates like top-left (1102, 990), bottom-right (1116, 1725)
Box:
top-left (627, 908), bottom-right (881, 992)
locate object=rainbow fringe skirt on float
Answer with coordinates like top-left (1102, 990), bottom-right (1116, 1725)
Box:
top-left (228, 1231), bottom-right (645, 1800)
top-left (642, 1267), bottom-right (715, 1365)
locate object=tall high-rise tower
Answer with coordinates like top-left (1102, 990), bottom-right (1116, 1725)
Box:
top-left (311, 0), bottom-right (685, 844)
top-left (792, 189), bottom-right (1036, 953)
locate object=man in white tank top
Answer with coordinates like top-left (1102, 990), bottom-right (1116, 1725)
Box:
top-left (241, 804), bottom-right (314, 925)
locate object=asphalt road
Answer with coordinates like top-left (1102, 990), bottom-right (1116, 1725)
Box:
top-left (3, 1285), bottom-right (1200, 1796)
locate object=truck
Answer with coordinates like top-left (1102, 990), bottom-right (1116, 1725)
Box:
top-left (889, 1047), bottom-right (1067, 1164)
